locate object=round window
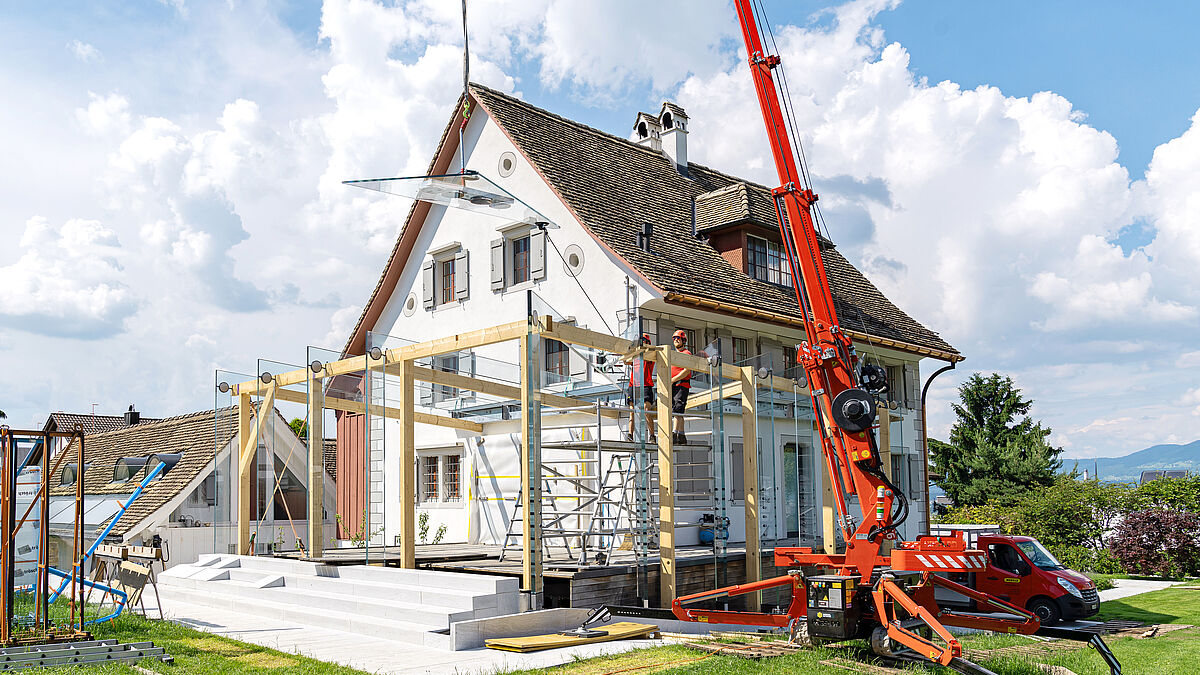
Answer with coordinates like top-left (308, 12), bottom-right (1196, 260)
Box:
top-left (403, 293), bottom-right (418, 317)
top-left (498, 151), bottom-right (517, 177)
top-left (563, 244), bottom-right (585, 277)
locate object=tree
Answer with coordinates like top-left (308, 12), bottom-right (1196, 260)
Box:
top-left (929, 373), bottom-right (1063, 507)
top-left (288, 417), bottom-right (307, 440)
top-left (0, 410), bottom-right (6, 419)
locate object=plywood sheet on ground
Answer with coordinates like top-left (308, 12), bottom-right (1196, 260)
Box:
top-left (484, 622), bottom-right (658, 653)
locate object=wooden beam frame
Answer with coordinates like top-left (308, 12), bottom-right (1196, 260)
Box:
top-left (237, 382), bottom-right (275, 556)
top-left (739, 365), bottom-right (761, 608)
top-left (268, 384), bottom-right (483, 433)
top-left (396, 359), bottom-right (416, 568)
top-left (655, 347), bottom-right (675, 605)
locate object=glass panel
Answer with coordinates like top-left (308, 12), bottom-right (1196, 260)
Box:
top-left (214, 369), bottom-right (253, 557)
top-left (256, 359), bottom-right (308, 556)
top-left (343, 171), bottom-right (557, 228)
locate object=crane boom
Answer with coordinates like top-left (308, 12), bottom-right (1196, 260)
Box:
top-left (659, 5), bottom-right (1122, 674)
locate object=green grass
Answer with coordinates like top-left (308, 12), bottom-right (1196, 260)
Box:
top-left (506, 590), bottom-right (1200, 675)
top-left (35, 612), bottom-right (368, 674)
top-left (1095, 585), bottom-right (1200, 625)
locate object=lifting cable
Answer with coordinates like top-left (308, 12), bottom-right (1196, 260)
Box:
top-left (459, 0), bottom-right (470, 174)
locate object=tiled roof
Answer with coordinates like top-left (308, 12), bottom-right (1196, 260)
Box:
top-left (470, 84), bottom-right (958, 358)
top-left (50, 408), bottom-right (236, 537)
top-left (45, 412), bottom-right (160, 436)
top-left (323, 438), bottom-right (337, 481)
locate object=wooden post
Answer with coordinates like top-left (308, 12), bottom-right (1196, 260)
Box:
top-left (397, 359), bottom-right (416, 568)
top-left (656, 347), bottom-right (674, 606)
top-left (237, 392), bottom-right (253, 556)
top-left (307, 372), bottom-right (324, 559)
top-left (519, 334), bottom-right (543, 607)
top-left (739, 366), bottom-right (760, 609)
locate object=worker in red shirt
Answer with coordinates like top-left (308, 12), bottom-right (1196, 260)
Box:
top-left (621, 334), bottom-right (655, 441)
top-left (670, 330), bottom-right (693, 445)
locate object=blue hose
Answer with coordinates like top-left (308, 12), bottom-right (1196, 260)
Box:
top-left (48, 461), bottom-right (166, 603)
top-left (47, 566), bottom-right (128, 625)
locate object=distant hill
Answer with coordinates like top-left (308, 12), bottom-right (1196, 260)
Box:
top-left (1066, 440), bottom-right (1200, 483)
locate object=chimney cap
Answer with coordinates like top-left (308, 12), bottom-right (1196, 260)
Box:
top-left (659, 102), bottom-right (688, 131)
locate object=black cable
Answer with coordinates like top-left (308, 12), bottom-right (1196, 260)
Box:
top-left (544, 230), bottom-right (616, 336)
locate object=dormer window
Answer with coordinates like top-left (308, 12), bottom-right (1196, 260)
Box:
top-left (747, 235), bottom-right (793, 288)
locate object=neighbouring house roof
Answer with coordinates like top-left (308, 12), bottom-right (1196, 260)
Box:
top-left (49, 409), bottom-right (234, 537)
top-left (344, 83), bottom-right (960, 361)
top-left (323, 438), bottom-right (337, 481)
top-left (44, 412), bottom-right (160, 436)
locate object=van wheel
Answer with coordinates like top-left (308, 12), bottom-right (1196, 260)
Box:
top-left (1028, 597), bottom-right (1061, 624)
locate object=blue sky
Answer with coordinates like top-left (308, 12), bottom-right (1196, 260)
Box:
top-left (1, 0), bottom-right (1198, 460)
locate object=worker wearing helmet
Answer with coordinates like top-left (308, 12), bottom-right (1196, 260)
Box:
top-left (670, 330), bottom-right (693, 445)
top-left (621, 334), bottom-right (656, 441)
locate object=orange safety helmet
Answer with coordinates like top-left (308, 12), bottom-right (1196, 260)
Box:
top-left (672, 329), bottom-right (687, 343)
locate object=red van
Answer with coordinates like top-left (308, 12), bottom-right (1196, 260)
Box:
top-left (930, 525), bottom-right (1100, 624)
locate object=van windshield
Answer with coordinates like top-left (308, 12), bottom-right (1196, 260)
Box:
top-left (1016, 539), bottom-right (1064, 571)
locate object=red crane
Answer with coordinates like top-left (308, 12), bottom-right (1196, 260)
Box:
top-left (569, 5), bottom-right (1120, 674)
top-left (659, 3), bottom-right (1122, 672)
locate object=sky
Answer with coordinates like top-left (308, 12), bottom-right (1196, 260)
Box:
top-left (1, 0), bottom-right (1197, 460)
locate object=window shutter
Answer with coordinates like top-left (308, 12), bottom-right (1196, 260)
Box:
top-left (569, 345), bottom-right (589, 380)
top-left (657, 317), bottom-right (675, 346)
top-left (454, 249), bottom-right (470, 301)
top-left (904, 364), bottom-right (919, 409)
top-left (530, 228), bottom-right (546, 280)
top-left (490, 239), bottom-right (505, 291)
top-left (421, 260), bottom-right (435, 309)
top-left (908, 456), bottom-right (923, 493)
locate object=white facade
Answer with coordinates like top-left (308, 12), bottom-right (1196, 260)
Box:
top-left (362, 107), bottom-right (933, 553)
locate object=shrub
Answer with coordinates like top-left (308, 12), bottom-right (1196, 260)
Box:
top-left (1109, 508), bottom-right (1200, 578)
top-left (1050, 545), bottom-right (1123, 574)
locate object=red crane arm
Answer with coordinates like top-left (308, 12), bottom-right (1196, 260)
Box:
top-left (733, 0), bottom-right (890, 582)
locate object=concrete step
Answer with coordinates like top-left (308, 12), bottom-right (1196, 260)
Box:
top-left (161, 584), bottom-right (452, 649)
top-left (170, 555), bottom-right (517, 595)
top-left (277, 573), bottom-right (504, 612)
top-left (179, 577), bottom-right (481, 626)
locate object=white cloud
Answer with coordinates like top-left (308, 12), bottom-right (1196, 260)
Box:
top-left (68, 40), bottom-right (101, 63)
top-left (75, 92), bottom-right (131, 137)
top-left (0, 217), bottom-right (137, 338)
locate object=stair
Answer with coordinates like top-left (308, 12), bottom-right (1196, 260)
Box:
top-left (159, 554), bottom-right (519, 649)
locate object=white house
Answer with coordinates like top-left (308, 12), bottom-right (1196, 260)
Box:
top-left (332, 83), bottom-right (961, 558)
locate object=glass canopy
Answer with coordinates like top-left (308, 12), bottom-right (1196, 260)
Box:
top-left (344, 171), bottom-right (557, 227)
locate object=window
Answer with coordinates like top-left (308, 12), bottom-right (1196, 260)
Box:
top-left (421, 456), bottom-right (440, 503)
top-left (681, 328), bottom-right (696, 352)
top-left (747, 236), bottom-right (793, 288)
top-left (545, 339), bottom-right (569, 381)
top-left (439, 258), bottom-right (455, 305)
top-left (512, 235), bottom-right (530, 284)
top-left (435, 353), bottom-right (459, 401)
top-left (886, 365), bottom-right (902, 406)
top-left (417, 452), bottom-right (463, 504)
top-left (444, 455), bottom-right (461, 501)
top-left (639, 317), bottom-right (657, 341)
top-left (733, 337), bottom-right (749, 365)
top-left (423, 245), bottom-right (468, 309)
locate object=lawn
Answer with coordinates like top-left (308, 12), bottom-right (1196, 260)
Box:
top-left (36, 612), bottom-right (368, 674)
top-left (507, 587), bottom-right (1200, 675)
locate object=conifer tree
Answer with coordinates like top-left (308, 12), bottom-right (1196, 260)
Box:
top-left (929, 373), bottom-right (1062, 507)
